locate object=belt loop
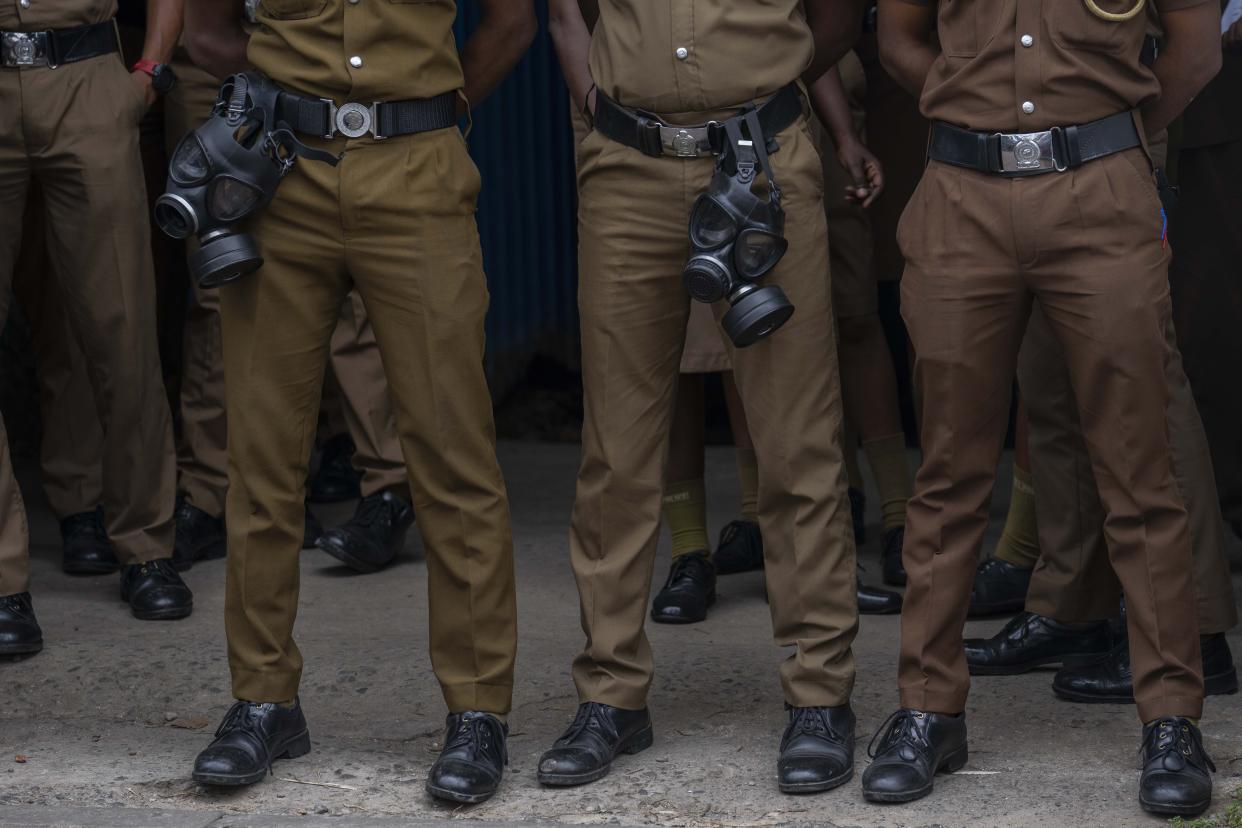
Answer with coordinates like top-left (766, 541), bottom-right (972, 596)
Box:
top-left (1049, 126), bottom-right (1070, 172)
top-left (636, 116), bottom-right (663, 158)
top-left (983, 133), bottom-right (1002, 173)
top-left (44, 30), bottom-right (60, 69)
top-left (1063, 124), bottom-right (1082, 168)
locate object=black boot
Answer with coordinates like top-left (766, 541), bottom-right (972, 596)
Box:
top-left (120, 559), bottom-right (193, 620)
top-left (1139, 717), bottom-right (1215, 816)
top-left (880, 525), bottom-right (906, 586)
top-left (650, 552), bottom-right (716, 624)
top-left (426, 712), bottom-right (508, 804)
top-left (712, 520), bottom-right (763, 574)
top-left (862, 709), bottom-right (968, 803)
top-left (1054, 633), bottom-right (1238, 703)
top-left (777, 705), bottom-right (855, 794)
top-left (315, 491), bottom-right (414, 574)
top-left (0, 592), bottom-right (43, 656)
top-left (857, 574), bottom-right (902, 615)
top-left (193, 699), bottom-right (311, 787)
top-left (537, 702), bottom-right (653, 787)
top-left (60, 507), bottom-right (118, 575)
top-left (172, 495), bottom-right (226, 572)
top-left (965, 612), bottom-right (1112, 676)
top-left (848, 487), bottom-right (867, 545)
top-left (307, 434), bottom-right (361, 503)
top-left (967, 557), bottom-right (1032, 617)
top-left (303, 507), bottom-right (324, 549)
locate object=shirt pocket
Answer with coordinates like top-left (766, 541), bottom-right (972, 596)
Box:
top-left (259, 0), bottom-right (328, 20)
top-left (937, 0), bottom-right (1006, 58)
top-left (1049, 0), bottom-right (1142, 54)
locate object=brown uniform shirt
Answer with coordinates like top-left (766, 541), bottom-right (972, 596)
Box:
top-left (589, 0), bottom-right (813, 114)
top-left (1, 0), bottom-right (116, 30)
top-left (247, 0), bottom-right (463, 102)
top-left (899, 0), bottom-right (1210, 132)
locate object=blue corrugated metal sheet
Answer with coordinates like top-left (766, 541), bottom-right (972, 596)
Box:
top-left (455, 2), bottom-right (579, 395)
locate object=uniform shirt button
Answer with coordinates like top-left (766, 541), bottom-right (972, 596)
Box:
top-left (1021, 34), bottom-right (1034, 47)
top-left (675, 47), bottom-right (689, 60)
top-left (348, 0), bottom-right (359, 4)
top-left (19, 0), bottom-right (30, 7)
top-left (349, 55), bottom-right (363, 68)
top-left (1022, 101), bottom-right (1036, 114)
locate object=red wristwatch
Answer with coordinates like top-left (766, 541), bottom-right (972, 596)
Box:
top-left (131, 59), bottom-right (178, 94)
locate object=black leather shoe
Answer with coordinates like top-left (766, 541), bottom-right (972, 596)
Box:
top-left (848, 487), bottom-right (867, 545)
top-left (172, 495), bottom-right (226, 572)
top-left (426, 711), bottom-right (508, 804)
top-left (0, 592), bottom-right (43, 656)
top-left (315, 491), bottom-right (414, 574)
top-left (193, 699), bottom-right (311, 787)
top-left (881, 526), bottom-right (906, 587)
top-left (862, 709), bottom-right (968, 803)
top-left (968, 557), bottom-right (1033, 617)
top-left (1054, 633), bottom-right (1239, 703)
top-left (778, 705), bottom-right (855, 794)
top-left (712, 520), bottom-right (763, 574)
top-left (308, 434), bottom-right (361, 503)
top-left (965, 612), bottom-right (1112, 676)
top-left (303, 507), bottom-right (324, 549)
top-left (120, 559), bottom-right (193, 620)
top-left (650, 553), bottom-right (716, 624)
top-left (61, 508), bottom-right (118, 575)
top-left (537, 702), bottom-right (653, 787)
top-left (857, 575), bottom-right (902, 615)
top-left (1139, 717), bottom-right (1215, 816)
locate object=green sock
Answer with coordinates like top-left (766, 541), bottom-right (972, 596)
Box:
top-left (862, 432), bottom-right (912, 533)
top-left (735, 448), bottom-right (759, 523)
top-left (994, 465), bottom-right (1041, 569)
top-left (663, 478), bottom-right (710, 559)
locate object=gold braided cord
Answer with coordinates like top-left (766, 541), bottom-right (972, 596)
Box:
top-left (1082, 0), bottom-right (1147, 22)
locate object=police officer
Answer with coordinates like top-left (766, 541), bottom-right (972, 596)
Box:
top-left (541, 0), bottom-right (864, 793)
top-left (184, 0), bottom-right (534, 804)
top-left (866, 0), bottom-right (1223, 815)
top-left (0, 0), bottom-right (194, 655)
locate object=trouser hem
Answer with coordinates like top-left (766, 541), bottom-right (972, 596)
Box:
top-left (899, 686), bottom-right (967, 716)
top-left (442, 682), bottom-right (513, 716)
top-left (1136, 695), bottom-right (1204, 723)
top-left (231, 668), bottom-right (301, 705)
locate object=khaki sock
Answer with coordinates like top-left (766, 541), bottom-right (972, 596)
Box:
top-left (862, 432), bottom-right (912, 533)
top-left (735, 448), bottom-right (759, 523)
top-left (994, 465), bottom-right (1041, 569)
top-left (663, 478), bottom-right (710, 559)
top-left (843, 418), bottom-right (864, 492)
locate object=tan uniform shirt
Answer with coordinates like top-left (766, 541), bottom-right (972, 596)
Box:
top-left (899, 0), bottom-right (1210, 132)
top-left (589, 0), bottom-right (813, 113)
top-left (247, 0), bottom-right (463, 102)
top-left (1, 0), bottom-right (116, 30)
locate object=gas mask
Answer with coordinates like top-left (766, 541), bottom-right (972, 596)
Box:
top-left (683, 111), bottom-right (794, 348)
top-left (155, 73), bottom-right (340, 288)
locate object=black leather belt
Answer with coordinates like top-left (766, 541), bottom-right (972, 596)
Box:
top-left (1, 20), bottom-right (119, 68)
top-left (594, 83), bottom-right (804, 159)
top-left (928, 111), bottom-right (1141, 177)
top-left (276, 89), bottom-right (458, 140)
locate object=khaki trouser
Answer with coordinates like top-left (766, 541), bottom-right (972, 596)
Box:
top-left (0, 55), bottom-right (177, 594)
top-left (570, 109), bottom-right (858, 710)
top-left (1021, 306), bottom-right (1238, 634)
top-left (898, 149), bottom-right (1204, 723)
top-left (220, 125), bottom-right (516, 712)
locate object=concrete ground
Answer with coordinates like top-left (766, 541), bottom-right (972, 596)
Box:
top-left (2, 442), bottom-right (1240, 828)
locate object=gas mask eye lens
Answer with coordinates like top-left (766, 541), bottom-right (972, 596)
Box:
top-left (689, 196), bottom-right (738, 249)
top-left (169, 134), bottom-right (212, 185)
top-left (208, 175), bottom-right (264, 223)
top-left (734, 229), bottom-right (788, 280)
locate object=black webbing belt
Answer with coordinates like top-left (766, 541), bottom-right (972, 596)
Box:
top-left (928, 111), bottom-right (1141, 177)
top-left (0, 20), bottom-right (119, 68)
top-left (593, 82), bottom-right (804, 159)
top-left (275, 89), bottom-right (458, 140)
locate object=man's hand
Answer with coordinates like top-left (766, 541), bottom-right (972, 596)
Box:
top-left (837, 137), bottom-right (885, 207)
top-left (130, 68), bottom-right (157, 111)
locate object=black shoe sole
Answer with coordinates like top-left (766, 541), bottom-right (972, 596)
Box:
top-left (63, 560), bottom-right (120, 576)
top-left (650, 590), bottom-right (716, 625)
top-left (1055, 667), bottom-right (1239, 704)
top-left (779, 766), bottom-right (854, 795)
top-left (1139, 794), bottom-right (1212, 817)
top-left (537, 725), bottom-right (654, 787)
top-left (315, 537), bottom-right (397, 575)
top-left (129, 603), bottom-right (193, 621)
top-left (859, 600), bottom-right (903, 616)
top-left (862, 745), bottom-right (968, 804)
top-left (969, 652), bottom-right (1107, 677)
top-left (425, 781), bottom-right (500, 805)
top-left (193, 729), bottom-right (312, 787)
top-left (0, 640), bottom-right (44, 657)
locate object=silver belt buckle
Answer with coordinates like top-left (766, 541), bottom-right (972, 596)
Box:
top-left (661, 126), bottom-right (707, 158)
top-left (997, 130), bottom-right (1056, 173)
top-left (322, 99), bottom-right (384, 139)
top-left (2, 32), bottom-right (49, 68)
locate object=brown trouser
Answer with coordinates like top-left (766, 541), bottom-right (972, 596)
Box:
top-left (570, 110), bottom-right (858, 710)
top-left (1021, 306), bottom-right (1238, 634)
top-left (220, 125), bottom-right (516, 712)
top-left (0, 55), bottom-right (177, 597)
top-left (898, 148), bottom-right (1204, 723)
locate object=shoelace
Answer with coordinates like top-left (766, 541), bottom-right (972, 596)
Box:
top-left (718, 521), bottom-right (746, 546)
top-left (558, 702), bottom-right (620, 747)
top-left (1141, 718), bottom-right (1216, 772)
top-left (867, 709), bottom-right (930, 760)
top-left (444, 715), bottom-right (500, 760)
top-left (352, 495), bottom-right (394, 529)
top-left (63, 509), bottom-right (108, 542)
top-left (214, 702), bottom-right (279, 769)
top-left (788, 707), bottom-right (845, 743)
